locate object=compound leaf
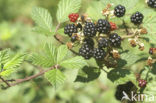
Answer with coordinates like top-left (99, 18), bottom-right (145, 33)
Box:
top-left (60, 56), bottom-right (87, 69)
top-left (57, 0), bottom-right (81, 23)
top-left (45, 69), bottom-right (65, 88)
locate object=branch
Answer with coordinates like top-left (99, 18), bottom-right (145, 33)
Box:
top-left (0, 77), bottom-right (11, 87)
top-left (121, 33), bottom-right (136, 39)
top-left (122, 19), bottom-right (129, 35)
top-left (53, 23), bottom-right (79, 55)
top-left (2, 66), bottom-right (56, 89)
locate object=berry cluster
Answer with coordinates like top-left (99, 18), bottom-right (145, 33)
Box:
top-left (64, 18), bottom-right (121, 60)
top-left (64, 5), bottom-right (145, 61)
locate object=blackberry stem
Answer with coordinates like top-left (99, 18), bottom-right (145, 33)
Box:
top-left (54, 23), bottom-right (79, 55)
top-left (122, 19), bottom-right (129, 35)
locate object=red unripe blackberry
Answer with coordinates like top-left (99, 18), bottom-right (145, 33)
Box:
top-left (130, 11), bottom-right (144, 25)
top-left (109, 33), bottom-right (121, 47)
top-left (147, 0), bottom-right (156, 8)
top-left (64, 24), bottom-right (78, 37)
top-left (68, 13), bottom-right (79, 22)
top-left (96, 19), bottom-right (111, 34)
top-left (110, 22), bottom-right (117, 31)
top-left (114, 5), bottom-right (126, 17)
top-left (79, 44), bottom-right (93, 59)
top-left (138, 79), bottom-right (147, 88)
top-left (93, 48), bottom-right (106, 60)
top-left (98, 38), bottom-right (109, 48)
top-left (83, 22), bottom-right (97, 37)
top-left (149, 48), bottom-right (153, 54)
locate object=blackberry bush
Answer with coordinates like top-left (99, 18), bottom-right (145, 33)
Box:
top-left (96, 19), bottom-right (111, 34)
top-left (64, 24), bottom-right (78, 37)
top-left (130, 11), bottom-right (144, 25)
top-left (3, 1), bottom-right (156, 103)
top-left (114, 5), bottom-right (126, 17)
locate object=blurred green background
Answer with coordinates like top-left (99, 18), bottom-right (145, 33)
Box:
top-left (0, 0), bottom-right (121, 103)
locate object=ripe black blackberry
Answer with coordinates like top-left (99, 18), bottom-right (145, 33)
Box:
top-left (93, 48), bottom-right (106, 60)
top-left (130, 11), bottom-right (144, 25)
top-left (147, 0), bottom-right (156, 8)
top-left (96, 19), bottom-right (111, 34)
top-left (64, 24), bottom-right (77, 37)
top-left (114, 5), bottom-right (126, 17)
top-left (83, 38), bottom-right (94, 47)
top-left (79, 44), bottom-right (93, 59)
top-left (83, 22), bottom-right (97, 37)
top-left (109, 33), bottom-right (121, 47)
top-left (98, 38), bottom-right (109, 48)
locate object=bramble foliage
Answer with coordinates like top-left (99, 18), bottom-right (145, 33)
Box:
top-left (1, 0), bottom-right (156, 102)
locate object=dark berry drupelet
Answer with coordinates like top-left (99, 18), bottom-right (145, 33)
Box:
top-left (114, 5), bottom-right (126, 17)
top-left (147, 0), bottom-right (156, 8)
top-left (71, 35), bottom-right (77, 42)
top-left (131, 11), bottom-right (144, 25)
top-left (83, 22), bottom-right (97, 37)
top-left (109, 33), bottom-right (121, 47)
top-left (64, 24), bottom-right (78, 37)
top-left (96, 19), bottom-right (111, 34)
top-left (138, 79), bottom-right (147, 88)
top-left (83, 38), bottom-right (94, 47)
top-left (98, 38), bottom-right (109, 48)
top-left (93, 48), bottom-right (106, 60)
top-left (79, 44), bottom-right (93, 59)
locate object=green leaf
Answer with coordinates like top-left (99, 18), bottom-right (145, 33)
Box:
top-left (141, 11), bottom-right (156, 44)
top-left (0, 53), bottom-right (25, 77)
top-left (75, 66), bottom-right (101, 82)
top-left (3, 53), bottom-right (25, 70)
top-left (86, 1), bottom-right (104, 20)
top-left (57, 45), bottom-right (68, 64)
top-left (31, 7), bottom-right (53, 34)
top-left (100, 0), bottom-right (139, 10)
top-left (31, 43), bottom-right (57, 68)
top-left (56, 0), bottom-right (81, 23)
top-left (107, 68), bottom-right (136, 85)
top-left (118, 52), bottom-right (140, 67)
top-left (44, 69), bottom-right (65, 88)
top-left (60, 56), bottom-right (88, 69)
top-left (32, 27), bottom-right (54, 36)
top-left (0, 49), bottom-right (10, 64)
